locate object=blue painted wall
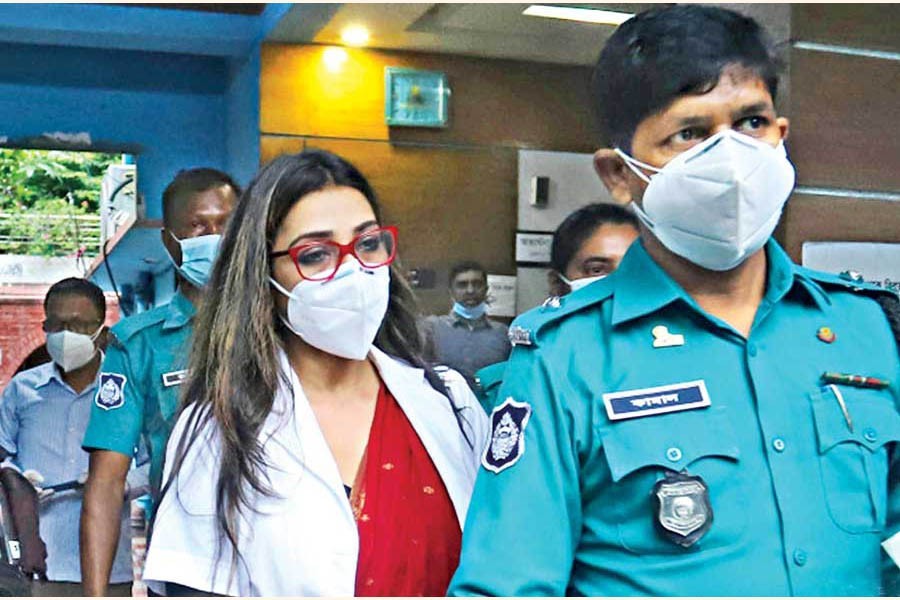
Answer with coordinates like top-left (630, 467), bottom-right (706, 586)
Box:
top-left (0, 41), bottom-right (245, 219)
top-left (226, 47), bottom-right (263, 185)
top-left (0, 4), bottom-right (293, 308)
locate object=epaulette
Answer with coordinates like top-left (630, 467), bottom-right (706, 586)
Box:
top-left (798, 267), bottom-right (900, 352)
top-left (507, 279), bottom-right (614, 348)
top-left (109, 304), bottom-right (170, 344)
top-left (473, 361), bottom-right (508, 412)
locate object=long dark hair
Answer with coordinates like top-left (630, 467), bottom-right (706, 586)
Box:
top-left (160, 149), bottom-right (466, 582)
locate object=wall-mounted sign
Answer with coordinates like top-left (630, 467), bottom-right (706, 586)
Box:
top-left (486, 274), bottom-right (517, 318)
top-left (384, 68), bottom-right (449, 128)
top-left (802, 241), bottom-right (900, 293)
top-left (515, 231), bottom-right (553, 266)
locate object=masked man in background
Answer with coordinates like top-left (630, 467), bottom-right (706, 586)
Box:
top-left (80, 168), bottom-right (240, 596)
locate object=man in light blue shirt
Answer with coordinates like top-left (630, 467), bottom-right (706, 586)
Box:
top-left (0, 278), bottom-right (147, 596)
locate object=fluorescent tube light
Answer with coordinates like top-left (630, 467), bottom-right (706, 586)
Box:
top-left (523, 5), bottom-right (633, 26)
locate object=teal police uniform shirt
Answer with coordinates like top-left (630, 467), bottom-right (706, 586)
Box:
top-left (449, 239), bottom-right (900, 596)
top-left (82, 291), bottom-right (195, 498)
top-left (473, 361), bottom-right (507, 414)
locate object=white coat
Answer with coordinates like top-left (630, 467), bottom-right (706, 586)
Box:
top-left (142, 346), bottom-right (489, 596)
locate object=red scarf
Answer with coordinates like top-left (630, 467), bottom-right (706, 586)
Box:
top-left (351, 382), bottom-right (462, 596)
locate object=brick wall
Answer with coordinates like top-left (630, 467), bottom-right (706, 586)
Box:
top-left (0, 286), bottom-right (120, 391)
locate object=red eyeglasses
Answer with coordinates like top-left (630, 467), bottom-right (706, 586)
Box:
top-left (270, 226), bottom-right (398, 282)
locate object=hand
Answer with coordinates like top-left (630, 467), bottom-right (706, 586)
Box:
top-left (22, 470), bottom-right (53, 501)
top-left (17, 535), bottom-right (47, 581)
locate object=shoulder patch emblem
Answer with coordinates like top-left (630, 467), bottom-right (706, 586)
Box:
top-left (96, 373), bottom-right (127, 410)
top-left (482, 397), bottom-right (532, 474)
top-left (508, 326), bottom-right (533, 347)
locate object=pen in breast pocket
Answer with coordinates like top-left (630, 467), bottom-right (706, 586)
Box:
top-left (828, 384), bottom-right (853, 433)
top-left (821, 371), bottom-right (890, 390)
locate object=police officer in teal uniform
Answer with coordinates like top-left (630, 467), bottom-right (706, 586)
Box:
top-left (449, 5), bottom-right (900, 596)
top-left (80, 168), bottom-right (239, 596)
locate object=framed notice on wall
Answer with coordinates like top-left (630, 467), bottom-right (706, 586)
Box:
top-left (515, 231), bottom-right (553, 266)
top-left (486, 274), bottom-right (517, 318)
top-left (802, 242), bottom-right (900, 293)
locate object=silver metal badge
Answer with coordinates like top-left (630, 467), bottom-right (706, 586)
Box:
top-left (508, 326), bottom-right (532, 346)
top-left (653, 472), bottom-right (713, 547)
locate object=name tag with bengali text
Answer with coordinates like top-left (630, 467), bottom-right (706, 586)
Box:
top-left (603, 380), bottom-right (711, 421)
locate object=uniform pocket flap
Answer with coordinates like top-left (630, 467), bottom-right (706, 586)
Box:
top-left (810, 385), bottom-right (900, 453)
top-left (599, 405), bottom-right (740, 482)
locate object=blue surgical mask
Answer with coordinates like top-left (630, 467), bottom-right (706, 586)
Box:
top-left (453, 301), bottom-right (487, 320)
top-left (165, 231), bottom-right (222, 288)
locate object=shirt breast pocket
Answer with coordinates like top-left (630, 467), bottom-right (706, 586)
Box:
top-left (598, 405), bottom-right (746, 554)
top-left (809, 385), bottom-right (900, 533)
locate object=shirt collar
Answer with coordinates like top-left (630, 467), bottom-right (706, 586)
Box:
top-left (610, 241), bottom-right (686, 327)
top-left (449, 310), bottom-right (490, 329)
top-left (163, 290), bottom-right (196, 330)
top-left (34, 353), bottom-right (103, 393)
top-left (611, 238), bottom-right (826, 328)
top-left (33, 361), bottom-right (63, 389)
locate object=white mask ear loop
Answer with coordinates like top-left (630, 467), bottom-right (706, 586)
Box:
top-left (90, 324), bottom-right (104, 342)
top-left (614, 148), bottom-right (661, 185)
top-left (269, 276), bottom-right (295, 299)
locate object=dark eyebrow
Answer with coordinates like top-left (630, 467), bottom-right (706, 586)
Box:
top-left (732, 102), bottom-right (772, 120)
top-left (286, 219), bottom-right (379, 248)
top-left (673, 116), bottom-right (712, 129)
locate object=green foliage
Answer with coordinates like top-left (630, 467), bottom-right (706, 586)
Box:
top-left (0, 149), bottom-right (118, 257)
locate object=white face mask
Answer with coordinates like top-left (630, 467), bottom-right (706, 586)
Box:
top-left (616, 130), bottom-right (796, 271)
top-left (46, 326), bottom-right (102, 372)
top-left (559, 273), bottom-right (607, 293)
top-left (270, 258), bottom-right (391, 360)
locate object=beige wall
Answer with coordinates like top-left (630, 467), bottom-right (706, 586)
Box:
top-left (776, 4), bottom-right (900, 262)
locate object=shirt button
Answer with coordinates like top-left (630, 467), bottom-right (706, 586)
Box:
top-left (863, 428), bottom-right (878, 443)
top-left (793, 549), bottom-right (808, 566)
top-left (666, 447), bottom-right (682, 462)
top-left (747, 343), bottom-right (758, 357)
top-left (772, 438), bottom-right (786, 452)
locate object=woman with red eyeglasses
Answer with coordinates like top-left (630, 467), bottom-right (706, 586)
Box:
top-left (141, 149), bottom-right (488, 596)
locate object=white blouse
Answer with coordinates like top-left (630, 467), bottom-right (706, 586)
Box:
top-left (142, 347), bottom-right (488, 596)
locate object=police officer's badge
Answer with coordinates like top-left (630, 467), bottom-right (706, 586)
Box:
top-left (96, 373), bottom-right (127, 410)
top-left (652, 470), bottom-right (713, 548)
top-left (507, 326), bottom-right (532, 347)
top-left (482, 397), bottom-right (531, 473)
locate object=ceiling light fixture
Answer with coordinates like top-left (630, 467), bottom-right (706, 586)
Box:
top-left (341, 25), bottom-right (370, 47)
top-left (523, 5), bottom-right (634, 26)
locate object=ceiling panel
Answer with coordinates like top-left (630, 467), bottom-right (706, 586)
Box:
top-left (268, 3), bottom-right (659, 66)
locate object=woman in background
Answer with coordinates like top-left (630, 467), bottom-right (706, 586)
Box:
top-left (143, 149), bottom-right (487, 596)
top-left (547, 202), bottom-right (639, 297)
